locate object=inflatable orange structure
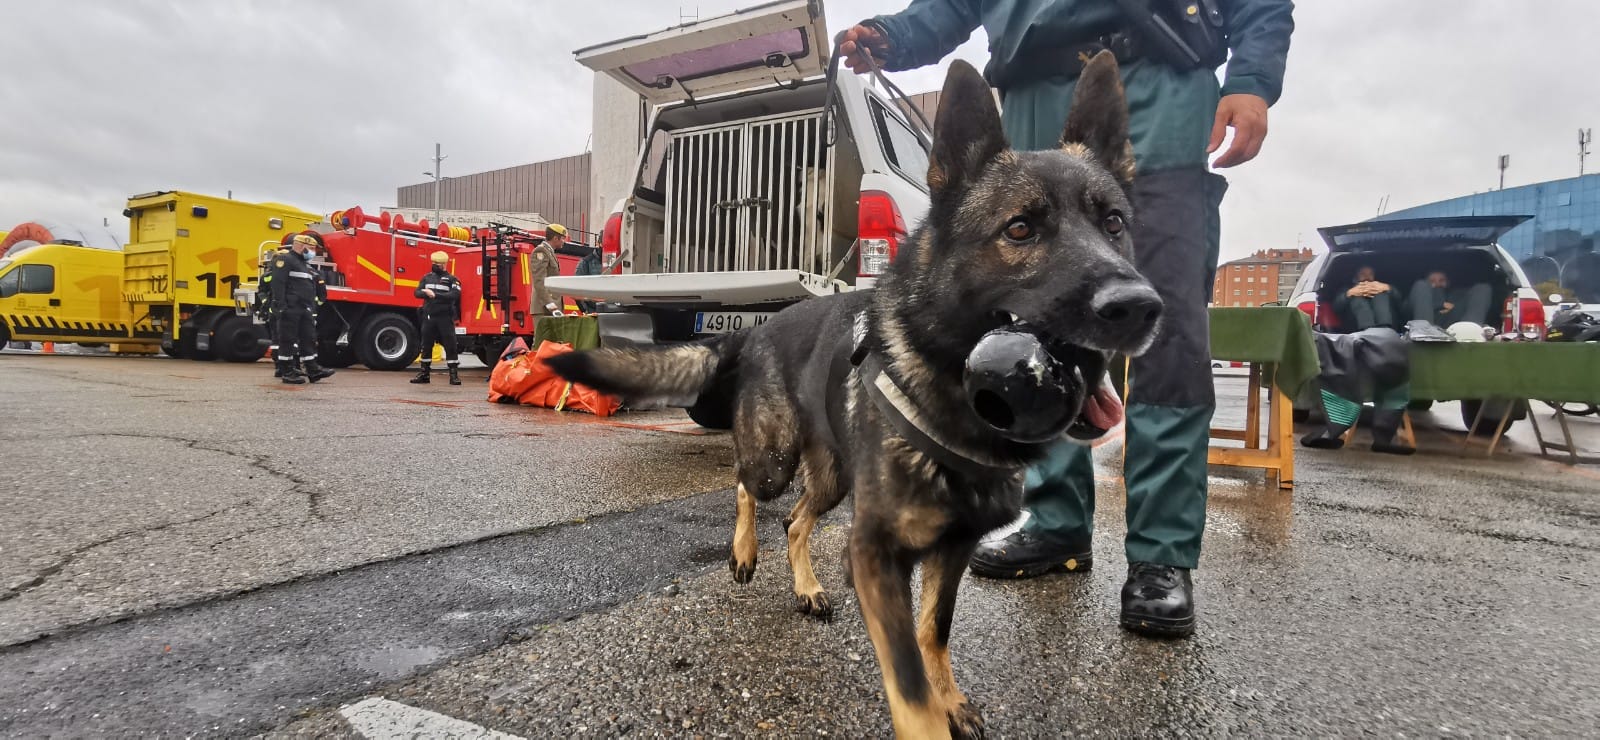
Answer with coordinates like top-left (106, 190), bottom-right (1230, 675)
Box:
top-left (488, 338), bottom-right (621, 416)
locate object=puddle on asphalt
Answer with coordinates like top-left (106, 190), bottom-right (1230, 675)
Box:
top-left (356, 645), bottom-right (445, 680)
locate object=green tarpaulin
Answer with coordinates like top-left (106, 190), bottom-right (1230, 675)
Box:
top-left (1208, 307), bottom-right (1319, 396)
top-left (533, 316), bottom-right (600, 351)
top-left (1409, 343), bottom-right (1600, 403)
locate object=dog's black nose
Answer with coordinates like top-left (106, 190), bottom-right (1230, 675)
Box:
top-left (1092, 281), bottom-right (1163, 331)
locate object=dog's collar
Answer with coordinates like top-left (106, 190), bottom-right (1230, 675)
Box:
top-left (850, 313), bottom-right (1011, 477)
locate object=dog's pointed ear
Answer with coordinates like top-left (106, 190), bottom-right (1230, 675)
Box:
top-left (928, 59), bottom-right (1006, 195)
top-left (1061, 51), bottom-right (1135, 184)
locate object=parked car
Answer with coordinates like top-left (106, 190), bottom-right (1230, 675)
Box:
top-left (1287, 215), bottom-right (1547, 433)
top-left (548, 0), bottom-right (931, 347)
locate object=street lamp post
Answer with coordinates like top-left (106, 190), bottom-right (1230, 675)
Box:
top-left (423, 143), bottom-right (447, 224)
top-left (1532, 254), bottom-right (1567, 295)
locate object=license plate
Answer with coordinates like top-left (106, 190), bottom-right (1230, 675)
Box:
top-left (694, 311), bottom-right (774, 334)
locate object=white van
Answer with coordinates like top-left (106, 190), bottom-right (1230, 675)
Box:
top-left (548, 0), bottom-right (932, 344)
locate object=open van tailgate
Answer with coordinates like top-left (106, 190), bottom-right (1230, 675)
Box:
top-left (546, 270), bottom-right (845, 306)
top-left (574, 0), bottom-right (828, 106)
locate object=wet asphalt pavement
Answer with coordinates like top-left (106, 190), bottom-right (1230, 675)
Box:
top-left (1, 353), bottom-right (1597, 737)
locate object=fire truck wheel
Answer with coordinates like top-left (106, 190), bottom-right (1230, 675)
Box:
top-left (215, 315), bottom-right (267, 363)
top-left (355, 312), bottom-right (420, 371)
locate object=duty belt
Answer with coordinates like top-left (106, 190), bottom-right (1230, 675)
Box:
top-left (987, 31), bottom-right (1141, 91)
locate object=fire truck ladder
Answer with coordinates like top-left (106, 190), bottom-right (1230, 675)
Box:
top-left (479, 224), bottom-right (521, 334)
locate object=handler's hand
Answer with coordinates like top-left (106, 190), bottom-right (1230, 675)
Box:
top-left (423, 289), bottom-right (436, 298)
top-left (839, 24), bottom-right (890, 75)
top-left (1209, 94), bottom-right (1270, 169)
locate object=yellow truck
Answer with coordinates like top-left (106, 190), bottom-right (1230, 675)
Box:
top-left (0, 191), bottom-right (319, 360)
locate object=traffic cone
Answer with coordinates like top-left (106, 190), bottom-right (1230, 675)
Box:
top-left (42, 342), bottom-right (54, 354)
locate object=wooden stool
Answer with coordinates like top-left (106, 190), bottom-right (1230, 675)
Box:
top-left (1208, 363), bottom-right (1295, 490)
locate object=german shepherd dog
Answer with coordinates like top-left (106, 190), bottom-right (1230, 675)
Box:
top-left (548, 53), bottom-right (1161, 739)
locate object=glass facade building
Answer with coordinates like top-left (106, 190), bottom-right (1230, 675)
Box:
top-left (1371, 173), bottom-right (1600, 301)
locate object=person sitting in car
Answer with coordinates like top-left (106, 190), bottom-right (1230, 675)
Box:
top-left (1408, 270), bottom-right (1492, 329)
top-left (1334, 264), bottom-right (1399, 330)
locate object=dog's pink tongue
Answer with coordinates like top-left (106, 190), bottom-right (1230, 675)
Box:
top-left (1082, 383), bottom-right (1124, 431)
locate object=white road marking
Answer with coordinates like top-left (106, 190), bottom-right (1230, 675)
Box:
top-left (340, 697), bottom-right (524, 740)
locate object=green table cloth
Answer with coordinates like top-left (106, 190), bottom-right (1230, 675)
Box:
top-left (1409, 342), bottom-right (1600, 403)
top-left (1208, 307), bottom-right (1320, 396)
top-left (533, 316), bottom-right (600, 351)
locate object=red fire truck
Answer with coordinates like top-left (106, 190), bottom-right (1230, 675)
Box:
top-left (234, 206), bottom-right (596, 369)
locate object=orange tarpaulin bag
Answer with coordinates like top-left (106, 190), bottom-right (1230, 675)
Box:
top-left (487, 338), bottom-right (534, 404)
top-left (488, 339), bottom-right (622, 417)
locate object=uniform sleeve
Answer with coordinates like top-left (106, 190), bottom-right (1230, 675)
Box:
top-left (452, 277), bottom-right (463, 320)
top-left (1220, 0), bottom-right (1295, 105)
top-left (867, 0), bottom-right (983, 73)
top-left (270, 255), bottom-right (289, 304)
top-left (414, 278), bottom-right (430, 300)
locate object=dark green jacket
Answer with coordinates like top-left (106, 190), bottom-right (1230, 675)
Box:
top-left (870, 0), bottom-right (1293, 171)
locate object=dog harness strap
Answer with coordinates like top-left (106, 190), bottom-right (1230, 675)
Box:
top-left (849, 313), bottom-right (1008, 477)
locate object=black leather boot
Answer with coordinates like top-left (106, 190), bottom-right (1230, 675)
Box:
top-left (279, 361), bottom-right (307, 385)
top-left (1370, 409), bottom-right (1415, 455)
top-left (304, 361), bottom-right (335, 383)
top-left (969, 529), bottom-right (1092, 579)
top-left (410, 365), bottom-right (431, 384)
top-left (1300, 428), bottom-right (1346, 449)
top-left (447, 365), bottom-right (461, 385)
top-left (1120, 562), bottom-right (1195, 638)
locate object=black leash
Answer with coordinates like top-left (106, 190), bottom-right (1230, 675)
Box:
top-left (821, 30), bottom-right (933, 152)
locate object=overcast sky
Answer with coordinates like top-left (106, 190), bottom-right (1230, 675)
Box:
top-left (2, 0), bottom-right (1595, 261)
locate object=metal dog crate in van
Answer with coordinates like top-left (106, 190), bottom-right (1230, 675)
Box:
top-left (662, 109), bottom-right (835, 276)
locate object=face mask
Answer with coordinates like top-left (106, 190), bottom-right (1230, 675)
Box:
top-left (432, 264), bottom-right (446, 274)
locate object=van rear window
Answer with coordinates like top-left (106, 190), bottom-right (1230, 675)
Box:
top-left (623, 29), bottom-right (810, 89)
top-left (871, 101), bottom-right (929, 190)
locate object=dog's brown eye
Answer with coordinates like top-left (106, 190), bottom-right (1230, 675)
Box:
top-left (1004, 218), bottom-right (1033, 242)
top-left (1103, 213), bottom-right (1126, 236)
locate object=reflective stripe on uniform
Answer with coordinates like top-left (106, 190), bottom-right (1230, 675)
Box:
top-left (299, 354), bottom-right (317, 361)
top-left (289, 271), bottom-right (315, 279)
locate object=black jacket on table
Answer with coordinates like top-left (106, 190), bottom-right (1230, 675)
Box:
top-left (270, 249), bottom-right (319, 312)
top-left (415, 270), bottom-right (462, 321)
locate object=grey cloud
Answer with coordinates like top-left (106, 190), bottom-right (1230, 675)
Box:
top-left (2, 1), bottom-right (1594, 265)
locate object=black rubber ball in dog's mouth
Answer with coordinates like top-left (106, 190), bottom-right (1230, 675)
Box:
top-left (963, 327), bottom-right (1086, 443)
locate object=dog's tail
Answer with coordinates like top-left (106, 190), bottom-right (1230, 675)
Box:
top-left (544, 332), bottom-right (745, 407)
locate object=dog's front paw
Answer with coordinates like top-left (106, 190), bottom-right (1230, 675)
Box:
top-left (947, 701), bottom-right (985, 740)
top-left (793, 590), bottom-right (833, 621)
top-left (728, 553), bottom-right (757, 584)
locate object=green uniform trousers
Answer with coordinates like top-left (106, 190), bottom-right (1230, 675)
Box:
top-left (1003, 77), bottom-right (1224, 570)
